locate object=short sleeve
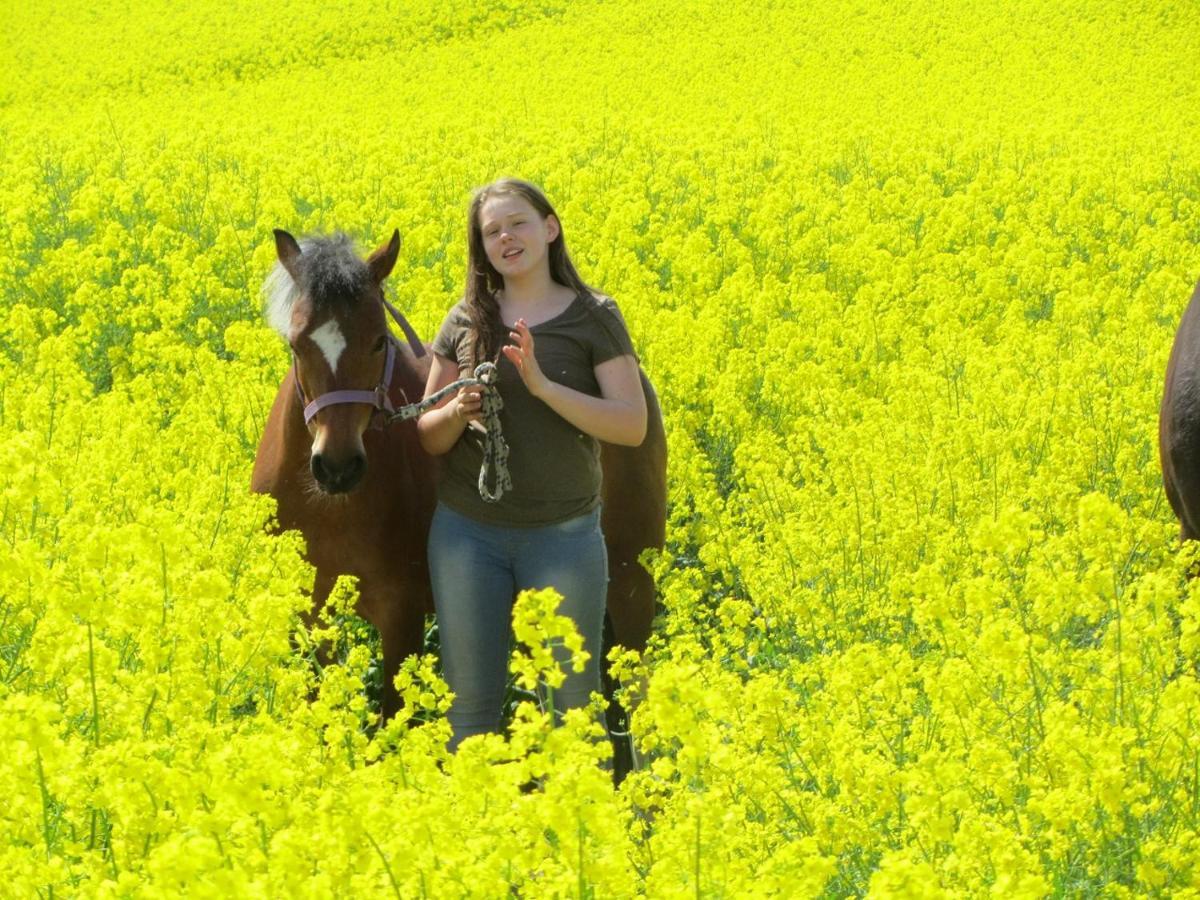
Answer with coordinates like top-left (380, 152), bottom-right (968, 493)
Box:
top-left (431, 301), bottom-right (470, 369)
top-left (588, 295), bottom-right (638, 365)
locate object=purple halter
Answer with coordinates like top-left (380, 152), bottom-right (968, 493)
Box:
top-left (294, 298), bottom-right (427, 426)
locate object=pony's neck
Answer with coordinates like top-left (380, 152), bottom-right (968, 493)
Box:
top-left (390, 338), bottom-right (428, 404)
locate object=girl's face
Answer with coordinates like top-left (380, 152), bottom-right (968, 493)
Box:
top-left (478, 194), bottom-right (559, 283)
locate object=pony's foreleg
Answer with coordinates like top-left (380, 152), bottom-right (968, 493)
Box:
top-left (287, 569), bottom-right (339, 703)
top-left (374, 588), bottom-right (426, 722)
top-left (277, 571), bottom-right (336, 710)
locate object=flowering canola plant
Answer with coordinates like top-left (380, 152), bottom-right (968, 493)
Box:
top-left (3, 0), bottom-right (1200, 894)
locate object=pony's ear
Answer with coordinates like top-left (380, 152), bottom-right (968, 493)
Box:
top-left (274, 229), bottom-right (303, 282)
top-left (368, 229), bottom-right (401, 283)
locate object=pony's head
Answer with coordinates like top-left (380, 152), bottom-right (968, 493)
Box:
top-left (263, 229), bottom-right (399, 494)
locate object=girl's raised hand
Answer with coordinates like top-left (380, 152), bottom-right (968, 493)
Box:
top-left (502, 319), bottom-right (550, 398)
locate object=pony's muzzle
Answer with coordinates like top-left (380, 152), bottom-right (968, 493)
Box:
top-left (311, 451), bottom-right (366, 494)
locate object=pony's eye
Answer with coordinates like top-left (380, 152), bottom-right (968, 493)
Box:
top-left (373, 335), bottom-right (387, 353)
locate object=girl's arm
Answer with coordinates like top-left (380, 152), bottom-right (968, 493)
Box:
top-left (502, 319), bottom-right (648, 447)
top-left (416, 353), bottom-right (485, 455)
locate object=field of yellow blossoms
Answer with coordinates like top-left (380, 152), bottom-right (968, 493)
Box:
top-left (3, 0), bottom-right (1200, 895)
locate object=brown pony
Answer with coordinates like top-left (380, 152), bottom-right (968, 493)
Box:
top-left (251, 229), bottom-right (667, 738)
top-left (252, 230), bottom-right (436, 718)
top-left (1161, 279), bottom-right (1200, 540)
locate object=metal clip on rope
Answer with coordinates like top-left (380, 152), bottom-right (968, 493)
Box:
top-left (387, 362), bottom-right (511, 503)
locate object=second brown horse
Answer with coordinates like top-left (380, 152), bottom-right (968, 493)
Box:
top-left (1161, 279), bottom-right (1200, 541)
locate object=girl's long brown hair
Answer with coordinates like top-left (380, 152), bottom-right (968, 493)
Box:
top-left (464, 178), bottom-right (595, 367)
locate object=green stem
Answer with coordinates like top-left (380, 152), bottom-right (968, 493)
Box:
top-left (365, 830), bottom-right (403, 899)
top-left (36, 748), bottom-right (54, 860)
top-left (88, 622), bottom-right (100, 746)
top-left (577, 809), bottom-right (588, 900)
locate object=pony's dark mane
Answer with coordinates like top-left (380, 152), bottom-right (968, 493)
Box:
top-left (263, 232), bottom-right (370, 336)
top-left (302, 233), bottom-right (369, 308)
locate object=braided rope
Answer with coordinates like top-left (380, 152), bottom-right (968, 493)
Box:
top-left (386, 362), bottom-right (511, 503)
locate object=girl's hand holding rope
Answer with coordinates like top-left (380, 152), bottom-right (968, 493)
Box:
top-left (398, 363), bottom-right (510, 502)
top-left (454, 382), bottom-right (486, 429)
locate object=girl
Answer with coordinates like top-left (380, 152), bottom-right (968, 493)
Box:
top-left (417, 178), bottom-right (647, 751)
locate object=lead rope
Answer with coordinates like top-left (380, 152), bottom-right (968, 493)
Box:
top-left (386, 362), bottom-right (511, 503)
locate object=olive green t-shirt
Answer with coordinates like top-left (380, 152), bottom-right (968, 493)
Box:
top-left (430, 290), bottom-right (637, 526)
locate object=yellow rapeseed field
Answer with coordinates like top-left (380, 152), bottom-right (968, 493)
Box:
top-left (3, 0), bottom-right (1200, 895)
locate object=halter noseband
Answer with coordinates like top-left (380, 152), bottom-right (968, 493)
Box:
top-left (293, 298), bottom-right (427, 426)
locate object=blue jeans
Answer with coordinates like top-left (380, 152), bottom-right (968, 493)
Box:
top-left (428, 502), bottom-right (609, 751)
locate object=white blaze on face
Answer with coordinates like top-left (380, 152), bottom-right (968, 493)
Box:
top-left (310, 319), bottom-right (347, 375)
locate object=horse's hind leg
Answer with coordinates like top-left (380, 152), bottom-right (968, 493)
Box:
top-left (606, 556), bottom-right (657, 653)
top-left (600, 614), bottom-right (635, 784)
top-left (603, 557), bottom-right (658, 784)
top-left (1167, 455), bottom-right (1200, 544)
top-left (1162, 458), bottom-right (1200, 582)
top-left (1178, 497), bottom-right (1200, 544)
